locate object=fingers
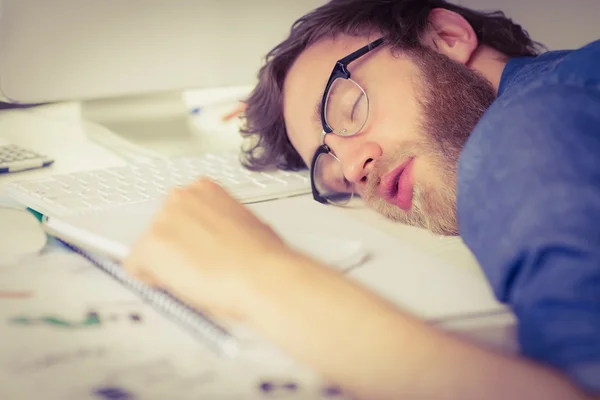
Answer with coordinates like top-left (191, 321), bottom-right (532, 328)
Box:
top-left (154, 179), bottom-right (232, 231)
top-left (163, 178), bottom-right (286, 253)
top-left (184, 178), bottom-right (261, 225)
top-left (188, 179), bottom-right (281, 239)
top-left (161, 184), bottom-right (215, 229)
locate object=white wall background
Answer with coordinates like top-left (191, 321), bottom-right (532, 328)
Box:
top-left (455, 0), bottom-right (600, 50)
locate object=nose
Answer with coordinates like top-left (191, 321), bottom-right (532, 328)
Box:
top-left (325, 134), bottom-right (383, 184)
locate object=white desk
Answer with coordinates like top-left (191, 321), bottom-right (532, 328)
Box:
top-left (0, 99), bottom-right (517, 353)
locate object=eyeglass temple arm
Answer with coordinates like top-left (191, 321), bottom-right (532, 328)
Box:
top-left (338, 38), bottom-right (384, 66)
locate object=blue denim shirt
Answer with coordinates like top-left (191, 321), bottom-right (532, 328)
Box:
top-left (458, 40), bottom-right (600, 393)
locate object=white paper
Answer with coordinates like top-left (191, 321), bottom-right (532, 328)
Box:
top-left (0, 246), bottom-right (345, 399)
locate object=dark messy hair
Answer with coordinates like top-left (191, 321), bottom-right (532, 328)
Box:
top-left (239, 0), bottom-right (544, 171)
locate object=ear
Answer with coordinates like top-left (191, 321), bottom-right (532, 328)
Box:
top-left (422, 8), bottom-right (478, 65)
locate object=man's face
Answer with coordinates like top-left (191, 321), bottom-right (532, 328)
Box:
top-left (282, 36), bottom-right (496, 235)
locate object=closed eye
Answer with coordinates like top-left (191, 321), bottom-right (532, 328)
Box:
top-left (350, 94), bottom-right (363, 121)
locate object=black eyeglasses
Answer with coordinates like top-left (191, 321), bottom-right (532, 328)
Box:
top-left (310, 38), bottom-right (384, 206)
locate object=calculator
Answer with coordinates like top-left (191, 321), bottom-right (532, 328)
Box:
top-left (0, 143), bottom-right (54, 174)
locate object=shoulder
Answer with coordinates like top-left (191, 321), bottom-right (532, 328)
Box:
top-left (458, 81), bottom-right (600, 209)
top-left (552, 39), bottom-right (600, 86)
top-left (456, 80), bottom-right (600, 288)
top-left (509, 40), bottom-right (600, 94)
top-left (473, 39), bottom-right (600, 159)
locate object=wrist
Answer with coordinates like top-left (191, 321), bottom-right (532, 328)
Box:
top-left (235, 248), bottom-right (328, 324)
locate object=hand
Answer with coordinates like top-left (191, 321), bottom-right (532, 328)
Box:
top-left (122, 178), bottom-right (296, 320)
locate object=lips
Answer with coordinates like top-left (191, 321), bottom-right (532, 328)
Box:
top-left (377, 158), bottom-right (415, 211)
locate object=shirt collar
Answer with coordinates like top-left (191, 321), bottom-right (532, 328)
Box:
top-left (497, 56), bottom-right (535, 97)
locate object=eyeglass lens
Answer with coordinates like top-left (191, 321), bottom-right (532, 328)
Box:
top-left (313, 151), bottom-right (354, 205)
top-left (324, 78), bottom-right (368, 137)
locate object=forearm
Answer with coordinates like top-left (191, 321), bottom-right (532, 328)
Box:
top-left (243, 252), bottom-right (591, 400)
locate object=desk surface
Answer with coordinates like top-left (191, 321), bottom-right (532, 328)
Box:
top-left (0, 97), bottom-right (517, 399)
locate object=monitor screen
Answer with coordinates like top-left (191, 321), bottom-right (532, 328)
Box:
top-left (0, 0), bottom-right (327, 104)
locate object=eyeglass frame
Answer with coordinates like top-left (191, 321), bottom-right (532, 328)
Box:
top-left (310, 37), bottom-right (384, 204)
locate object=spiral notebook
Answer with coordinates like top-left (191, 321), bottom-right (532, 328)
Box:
top-left (60, 240), bottom-right (240, 357)
top-left (32, 199), bottom-right (370, 358)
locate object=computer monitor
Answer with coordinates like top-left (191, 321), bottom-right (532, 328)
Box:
top-left (0, 0), bottom-right (329, 103)
top-left (0, 0), bottom-right (327, 156)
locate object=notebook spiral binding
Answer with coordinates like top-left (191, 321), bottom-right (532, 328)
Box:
top-left (61, 240), bottom-right (239, 358)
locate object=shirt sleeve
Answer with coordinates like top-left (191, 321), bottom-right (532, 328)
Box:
top-left (457, 83), bottom-right (600, 394)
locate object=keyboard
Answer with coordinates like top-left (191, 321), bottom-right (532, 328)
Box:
top-left (6, 152), bottom-right (311, 217)
top-left (0, 143), bottom-right (54, 174)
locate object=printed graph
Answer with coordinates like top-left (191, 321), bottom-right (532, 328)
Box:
top-left (9, 310), bottom-right (143, 328)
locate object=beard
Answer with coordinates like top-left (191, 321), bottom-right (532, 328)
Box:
top-left (362, 46), bottom-right (497, 236)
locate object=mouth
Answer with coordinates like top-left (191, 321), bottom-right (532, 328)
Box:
top-left (377, 158), bottom-right (416, 211)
